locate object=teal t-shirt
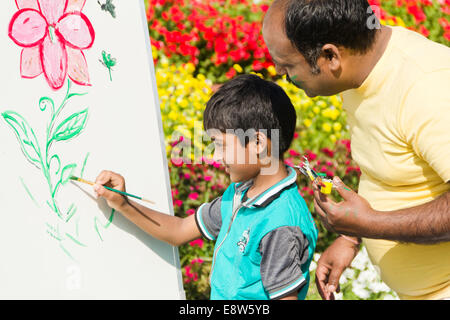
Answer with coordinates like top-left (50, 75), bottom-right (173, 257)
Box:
top-left (195, 166), bottom-right (318, 299)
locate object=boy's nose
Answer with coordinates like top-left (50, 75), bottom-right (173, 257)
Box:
top-left (211, 150), bottom-right (224, 164)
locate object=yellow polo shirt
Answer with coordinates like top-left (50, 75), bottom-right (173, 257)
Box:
top-left (342, 26), bottom-right (450, 300)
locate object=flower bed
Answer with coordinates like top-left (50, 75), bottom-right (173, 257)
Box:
top-left (145, 0), bottom-right (449, 299)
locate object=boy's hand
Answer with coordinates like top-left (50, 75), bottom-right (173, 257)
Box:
top-left (93, 170), bottom-right (129, 211)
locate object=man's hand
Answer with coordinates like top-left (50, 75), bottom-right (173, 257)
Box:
top-left (93, 170), bottom-right (129, 212)
top-left (315, 236), bottom-right (360, 300)
top-left (313, 176), bottom-right (375, 237)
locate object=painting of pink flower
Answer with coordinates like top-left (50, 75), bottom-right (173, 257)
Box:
top-left (8, 0), bottom-right (95, 90)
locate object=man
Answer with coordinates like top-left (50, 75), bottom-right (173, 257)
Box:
top-left (262, 0), bottom-right (450, 300)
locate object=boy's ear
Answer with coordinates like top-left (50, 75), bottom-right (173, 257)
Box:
top-left (254, 131), bottom-right (269, 157)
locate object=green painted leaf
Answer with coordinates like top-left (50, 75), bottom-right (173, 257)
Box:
top-left (1, 111), bottom-right (41, 168)
top-left (60, 163), bottom-right (77, 185)
top-left (53, 109), bottom-right (88, 142)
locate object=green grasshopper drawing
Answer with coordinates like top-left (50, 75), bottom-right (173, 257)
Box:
top-left (98, 0), bottom-right (116, 18)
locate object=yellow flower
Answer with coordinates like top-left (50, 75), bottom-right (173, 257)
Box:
top-left (302, 100), bottom-right (313, 109)
top-left (168, 111), bottom-right (179, 121)
top-left (329, 108), bottom-right (340, 120)
top-left (185, 62), bottom-right (195, 74)
top-left (396, 17), bottom-right (406, 28)
top-left (333, 122), bottom-right (342, 132)
top-left (250, 72), bottom-right (263, 79)
top-left (179, 99), bottom-right (189, 108)
top-left (303, 119), bottom-right (312, 128)
top-left (330, 95), bottom-right (341, 107)
top-left (267, 65), bottom-right (277, 77)
top-left (322, 123), bottom-right (332, 132)
top-left (233, 64), bottom-right (244, 73)
top-left (313, 106), bottom-right (320, 114)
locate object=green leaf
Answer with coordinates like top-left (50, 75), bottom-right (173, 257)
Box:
top-left (52, 109), bottom-right (88, 142)
top-left (60, 163), bottom-right (77, 185)
top-left (1, 111), bottom-right (41, 168)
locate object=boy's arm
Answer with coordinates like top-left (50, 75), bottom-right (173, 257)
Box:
top-left (116, 199), bottom-right (201, 247)
top-left (279, 293), bottom-right (298, 300)
top-left (260, 226), bottom-right (310, 300)
top-left (94, 170), bottom-right (201, 246)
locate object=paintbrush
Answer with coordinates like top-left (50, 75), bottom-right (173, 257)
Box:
top-left (69, 176), bottom-right (155, 205)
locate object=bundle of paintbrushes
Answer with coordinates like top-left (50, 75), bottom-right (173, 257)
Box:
top-left (293, 156), bottom-right (334, 194)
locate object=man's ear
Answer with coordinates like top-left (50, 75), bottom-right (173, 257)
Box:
top-left (321, 44), bottom-right (342, 73)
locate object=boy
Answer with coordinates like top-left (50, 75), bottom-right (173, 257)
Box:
top-left (94, 74), bottom-right (318, 300)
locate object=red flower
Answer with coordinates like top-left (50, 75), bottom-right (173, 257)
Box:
top-left (252, 60), bottom-right (264, 71)
top-left (321, 148), bottom-right (335, 158)
top-left (305, 150), bottom-right (317, 161)
top-left (188, 192), bottom-right (199, 200)
top-left (439, 18), bottom-right (450, 31)
top-left (225, 67), bottom-right (236, 79)
top-left (407, 4), bottom-right (427, 23)
top-left (444, 31), bottom-right (450, 41)
top-left (419, 25), bottom-right (430, 37)
top-left (189, 239), bottom-right (204, 248)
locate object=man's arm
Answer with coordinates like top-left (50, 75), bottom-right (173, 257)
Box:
top-left (313, 178), bottom-right (450, 245)
top-left (365, 188), bottom-right (449, 244)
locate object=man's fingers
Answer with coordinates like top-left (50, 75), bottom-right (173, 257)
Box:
top-left (315, 264), bottom-right (330, 300)
top-left (313, 181), bottom-right (337, 213)
top-left (326, 265), bottom-right (344, 297)
top-left (313, 198), bottom-right (327, 219)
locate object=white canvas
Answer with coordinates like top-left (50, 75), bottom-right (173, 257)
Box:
top-left (0, 0), bottom-right (184, 299)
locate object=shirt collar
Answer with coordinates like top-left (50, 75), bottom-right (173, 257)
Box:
top-left (235, 165), bottom-right (298, 209)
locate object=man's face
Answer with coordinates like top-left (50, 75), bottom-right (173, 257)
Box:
top-left (262, 10), bottom-right (342, 97)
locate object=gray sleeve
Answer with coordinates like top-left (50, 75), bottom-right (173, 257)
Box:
top-left (194, 196), bottom-right (222, 241)
top-left (259, 226), bottom-right (310, 299)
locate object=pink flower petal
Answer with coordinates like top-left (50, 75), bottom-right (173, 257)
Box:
top-left (65, 0), bottom-right (86, 13)
top-left (40, 34), bottom-right (68, 90)
top-left (66, 46), bottom-right (90, 86)
top-left (8, 9), bottom-right (47, 47)
top-left (56, 12), bottom-right (95, 49)
top-left (38, 0), bottom-right (67, 25)
top-left (20, 46), bottom-right (43, 78)
top-left (15, 0), bottom-right (39, 10)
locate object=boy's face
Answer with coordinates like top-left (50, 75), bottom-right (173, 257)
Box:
top-left (209, 132), bottom-right (261, 183)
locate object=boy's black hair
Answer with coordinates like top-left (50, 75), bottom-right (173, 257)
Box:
top-left (284, 0), bottom-right (378, 74)
top-left (203, 74), bottom-right (296, 158)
